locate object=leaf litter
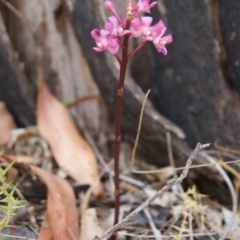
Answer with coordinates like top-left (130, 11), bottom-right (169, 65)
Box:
top-left (0, 75), bottom-right (240, 239)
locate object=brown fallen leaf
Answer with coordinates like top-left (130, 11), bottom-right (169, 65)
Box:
top-left (80, 170), bottom-right (106, 240)
top-left (37, 70), bottom-right (104, 197)
top-left (81, 208), bottom-right (105, 240)
top-left (0, 101), bottom-right (16, 145)
top-left (38, 212), bottom-right (53, 240)
top-left (30, 165), bottom-right (80, 240)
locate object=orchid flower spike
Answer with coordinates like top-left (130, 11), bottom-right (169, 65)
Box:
top-left (91, 29), bottom-right (119, 55)
top-left (91, 0), bottom-right (172, 56)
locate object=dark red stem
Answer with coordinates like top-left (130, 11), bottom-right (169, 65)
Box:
top-left (111, 33), bottom-right (130, 240)
top-left (127, 41), bottom-right (146, 59)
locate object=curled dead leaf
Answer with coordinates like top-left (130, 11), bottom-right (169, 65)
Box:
top-left (81, 208), bottom-right (105, 240)
top-left (30, 165), bottom-right (80, 240)
top-left (37, 70), bottom-right (104, 197)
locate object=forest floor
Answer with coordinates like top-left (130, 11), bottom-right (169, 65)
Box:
top-left (0, 77), bottom-right (240, 240)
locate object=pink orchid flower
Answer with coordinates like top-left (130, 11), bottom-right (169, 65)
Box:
top-left (91, 29), bottom-right (119, 55)
top-left (104, 1), bottom-right (123, 25)
top-left (105, 16), bottom-right (130, 37)
top-left (153, 34), bottom-right (173, 55)
top-left (130, 16), bottom-right (153, 37)
top-left (91, 0), bottom-right (172, 56)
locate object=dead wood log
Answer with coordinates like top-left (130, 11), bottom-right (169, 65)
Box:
top-left (0, 12), bottom-right (35, 126)
top-left (62, 0), bottom-right (233, 204)
top-left (0, 0), bottom-right (102, 138)
top-left (0, 0), bottom-right (236, 204)
top-left (219, 0), bottom-right (240, 93)
top-left (138, 0), bottom-right (240, 148)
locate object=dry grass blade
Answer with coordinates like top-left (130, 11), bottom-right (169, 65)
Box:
top-left (143, 208), bottom-right (162, 240)
top-left (199, 152), bottom-right (237, 240)
top-left (30, 165), bottom-right (80, 240)
top-left (37, 69), bottom-right (104, 196)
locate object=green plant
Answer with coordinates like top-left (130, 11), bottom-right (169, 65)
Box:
top-left (0, 162), bottom-right (23, 232)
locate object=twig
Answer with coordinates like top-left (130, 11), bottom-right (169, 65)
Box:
top-left (65, 95), bottom-right (102, 108)
top-left (199, 152), bottom-right (237, 240)
top-left (131, 159), bottom-right (240, 174)
top-left (117, 231), bottom-right (216, 239)
top-left (143, 208), bottom-right (162, 240)
top-left (68, 228), bottom-right (77, 240)
top-left (130, 89), bottom-right (151, 170)
top-left (93, 143), bottom-right (210, 240)
top-left (206, 150), bottom-right (239, 160)
top-left (166, 131), bottom-right (175, 170)
top-left (0, 234), bottom-right (36, 240)
top-left (213, 139), bottom-right (240, 155)
top-left (166, 131), bottom-right (184, 194)
top-left (0, 0), bottom-right (23, 19)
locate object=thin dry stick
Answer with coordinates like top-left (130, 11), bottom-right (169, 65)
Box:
top-left (0, 0), bottom-right (23, 19)
top-left (132, 159), bottom-right (240, 174)
top-left (93, 142), bottom-right (210, 240)
top-left (130, 89), bottom-right (151, 170)
top-left (166, 131), bottom-right (175, 170)
top-left (143, 208), bottom-right (162, 240)
top-left (199, 152), bottom-right (237, 240)
top-left (166, 131), bottom-right (184, 194)
top-left (0, 234), bottom-right (35, 240)
top-left (117, 231), bottom-right (216, 239)
top-left (214, 139), bottom-right (240, 155)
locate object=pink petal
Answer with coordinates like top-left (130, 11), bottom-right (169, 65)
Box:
top-left (91, 29), bottom-right (100, 40)
top-left (130, 16), bottom-right (152, 38)
top-left (154, 34), bottom-right (173, 55)
top-left (130, 18), bottom-right (142, 37)
top-left (104, 1), bottom-right (122, 25)
top-left (93, 47), bottom-right (104, 52)
top-left (148, 20), bottom-right (165, 37)
top-left (104, 21), bottom-right (114, 33)
top-left (141, 16), bottom-right (153, 26)
top-left (137, 0), bottom-right (157, 13)
top-left (107, 38), bottom-right (119, 54)
top-left (156, 45), bottom-right (168, 55)
top-left (161, 34), bottom-right (173, 44)
top-left (104, 1), bottom-right (115, 11)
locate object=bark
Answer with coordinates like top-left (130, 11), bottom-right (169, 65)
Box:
top-left (139, 0), bottom-right (240, 148)
top-left (62, 0), bottom-right (190, 165)
top-left (0, 12), bottom-right (35, 126)
top-left (0, 0), bottom-right (102, 137)
top-left (219, 0), bottom-right (240, 93)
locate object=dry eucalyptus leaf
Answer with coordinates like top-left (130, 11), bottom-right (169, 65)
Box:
top-left (80, 208), bottom-right (105, 240)
top-left (30, 165), bottom-right (80, 240)
top-left (37, 71), bottom-right (104, 196)
top-left (0, 101), bottom-right (16, 145)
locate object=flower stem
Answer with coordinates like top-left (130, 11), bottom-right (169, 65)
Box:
top-left (111, 33), bottom-right (130, 240)
top-left (127, 41), bottom-right (146, 59)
